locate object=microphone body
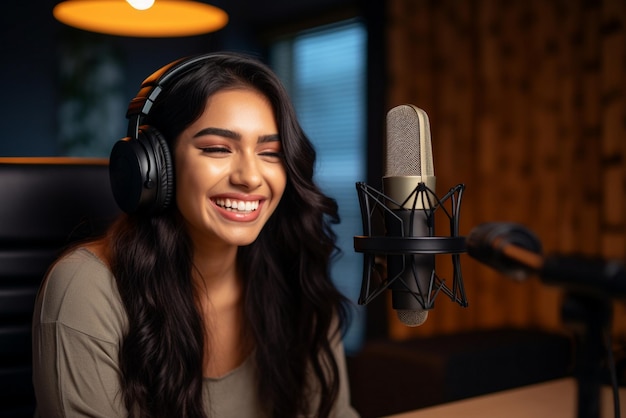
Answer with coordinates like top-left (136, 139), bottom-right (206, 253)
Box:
top-left (384, 105), bottom-right (436, 326)
top-left (385, 208), bottom-right (434, 326)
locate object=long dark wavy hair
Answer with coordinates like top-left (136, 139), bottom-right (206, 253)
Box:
top-left (106, 52), bottom-right (350, 417)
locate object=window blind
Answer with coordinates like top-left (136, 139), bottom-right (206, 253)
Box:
top-left (270, 20), bottom-right (367, 352)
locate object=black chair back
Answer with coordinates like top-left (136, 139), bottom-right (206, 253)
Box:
top-left (0, 157), bottom-right (120, 417)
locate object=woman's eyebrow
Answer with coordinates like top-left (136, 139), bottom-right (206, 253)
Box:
top-left (193, 128), bottom-right (280, 144)
top-left (258, 134), bottom-right (280, 143)
top-left (193, 127), bottom-right (240, 139)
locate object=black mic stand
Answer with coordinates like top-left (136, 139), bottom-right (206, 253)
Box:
top-left (467, 223), bottom-right (626, 418)
top-left (468, 227), bottom-right (624, 418)
top-left (541, 255), bottom-right (624, 418)
top-left (561, 290), bottom-right (612, 418)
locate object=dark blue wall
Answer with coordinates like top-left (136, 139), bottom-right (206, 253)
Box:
top-left (0, 0), bottom-right (356, 157)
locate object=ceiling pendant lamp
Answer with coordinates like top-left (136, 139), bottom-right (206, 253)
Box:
top-left (53, 0), bottom-right (228, 38)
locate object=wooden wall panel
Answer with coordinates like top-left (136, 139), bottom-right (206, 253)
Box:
top-left (385, 0), bottom-right (626, 342)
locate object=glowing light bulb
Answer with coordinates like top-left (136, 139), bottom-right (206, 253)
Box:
top-left (126, 0), bottom-right (155, 10)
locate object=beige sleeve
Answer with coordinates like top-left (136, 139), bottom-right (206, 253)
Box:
top-left (33, 323), bottom-right (127, 417)
top-left (32, 249), bottom-right (128, 417)
top-left (329, 331), bottom-right (361, 418)
top-left (302, 317), bottom-right (361, 418)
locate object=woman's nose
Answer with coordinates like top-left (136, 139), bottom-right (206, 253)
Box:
top-left (230, 152), bottom-right (262, 189)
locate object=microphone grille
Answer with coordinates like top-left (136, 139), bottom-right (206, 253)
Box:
top-left (385, 105), bottom-right (433, 177)
top-left (396, 309), bottom-right (429, 327)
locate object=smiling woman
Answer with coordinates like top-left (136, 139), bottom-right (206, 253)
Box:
top-left (31, 52), bottom-right (360, 418)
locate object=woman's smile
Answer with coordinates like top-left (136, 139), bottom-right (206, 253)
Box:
top-left (210, 194), bottom-right (266, 222)
top-left (213, 198), bottom-right (260, 213)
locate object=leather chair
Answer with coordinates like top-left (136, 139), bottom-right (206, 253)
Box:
top-left (0, 157), bottom-right (120, 417)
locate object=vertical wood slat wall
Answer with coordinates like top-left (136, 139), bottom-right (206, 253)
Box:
top-left (385, 0), bottom-right (626, 342)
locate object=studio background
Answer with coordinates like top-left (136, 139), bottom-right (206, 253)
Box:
top-left (1, 0), bottom-right (625, 360)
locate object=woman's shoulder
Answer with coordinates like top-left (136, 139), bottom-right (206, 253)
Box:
top-left (45, 243), bottom-right (112, 294)
top-left (35, 243), bottom-right (126, 341)
top-left (50, 242), bottom-right (109, 274)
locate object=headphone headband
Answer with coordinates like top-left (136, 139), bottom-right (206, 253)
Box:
top-left (125, 53), bottom-right (224, 139)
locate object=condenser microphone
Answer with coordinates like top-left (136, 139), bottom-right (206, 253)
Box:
top-left (383, 104), bottom-right (436, 326)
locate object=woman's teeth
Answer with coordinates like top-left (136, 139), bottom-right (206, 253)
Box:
top-left (214, 198), bottom-right (259, 212)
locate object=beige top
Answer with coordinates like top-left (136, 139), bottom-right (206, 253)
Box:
top-left (32, 248), bottom-right (359, 417)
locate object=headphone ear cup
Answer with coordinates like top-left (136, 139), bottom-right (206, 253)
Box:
top-left (109, 126), bottom-right (174, 214)
top-left (141, 126), bottom-right (175, 213)
top-left (109, 138), bottom-right (146, 214)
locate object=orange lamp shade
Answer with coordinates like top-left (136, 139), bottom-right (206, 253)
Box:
top-left (53, 0), bottom-right (228, 37)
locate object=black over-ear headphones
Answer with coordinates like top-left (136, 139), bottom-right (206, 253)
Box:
top-left (109, 53), bottom-right (221, 215)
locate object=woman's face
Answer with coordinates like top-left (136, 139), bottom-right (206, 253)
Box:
top-left (174, 88), bottom-right (286, 249)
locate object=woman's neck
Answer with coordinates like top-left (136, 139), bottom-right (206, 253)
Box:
top-left (190, 238), bottom-right (245, 330)
top-left (191, 240), bottom-right (240, 292)
top-left (191, 243), bottom-right (254, 378)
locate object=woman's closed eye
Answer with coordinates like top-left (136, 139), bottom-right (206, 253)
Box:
top-left (200, 146), bottom-right (231, 155)
top-left (258, 149), bottom-right (283, 160)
